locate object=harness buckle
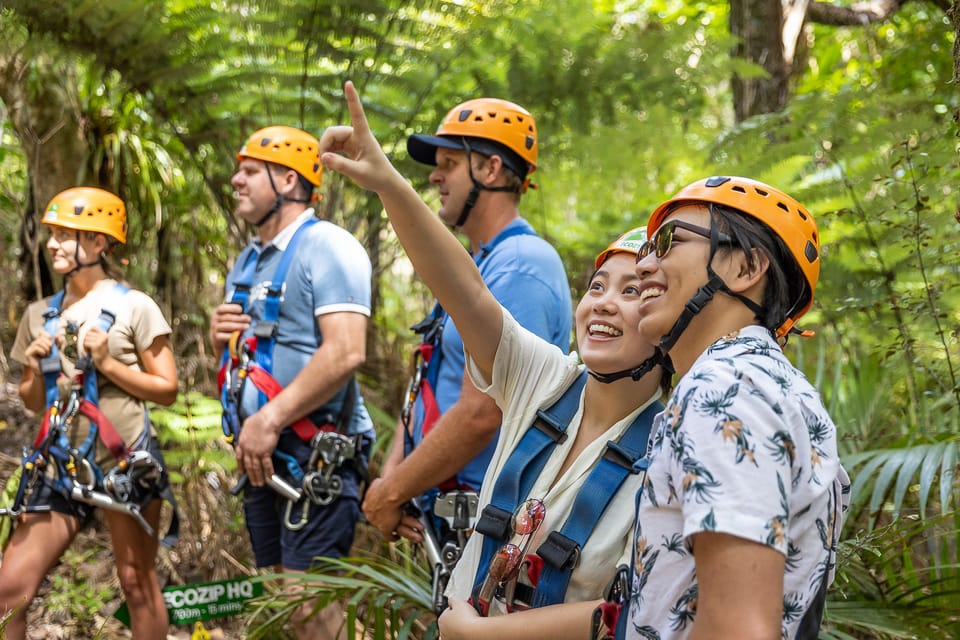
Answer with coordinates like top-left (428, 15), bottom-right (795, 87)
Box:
top-left (532, 412), bottom-right (568, 444)
top-left (253, 321), bottom-right (278, 339)
top-left (434, 490), bottom-right (479, 532)
top-left (39, 354), bottom-right (62, 376)
top-left (603, 564), bottom-right (629, 605)
top-left (103, 450), bottom-right (165, 505)
top-left (537, 530), bottom-right (580, 571)
top-left (475, 504), bottom-right (514, 542)
top-left (602, 441), bottom-right (640, 471)
top-left (302, 432), bottom-right (357, 506)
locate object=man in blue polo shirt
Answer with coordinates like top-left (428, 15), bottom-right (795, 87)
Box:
top-left (211, 125), bottom-right (374, 639)
top-left (362, 98), bottom-right (572, 545)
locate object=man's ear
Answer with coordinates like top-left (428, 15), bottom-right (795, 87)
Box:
top-left (482, 154), bottom-right (505, 185)
top-left (282, 168), bottom-right (301, 194)
top-left (726, 247), bottom-right (769, 294)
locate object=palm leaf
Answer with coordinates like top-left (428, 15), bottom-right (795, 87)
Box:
top-left (245, 545), bottom-right (438, 640)
top-left (827, 515), bottom-right (960, 639)
top-left (844, 440), bottom-right (959, 523)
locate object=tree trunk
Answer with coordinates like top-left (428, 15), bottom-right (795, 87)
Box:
top-left (0, 51), bottom-right (89, 301)
top-left (949, 2), bottom-right (960, 133)
top-left (730, 0), bottom-right (790, 121)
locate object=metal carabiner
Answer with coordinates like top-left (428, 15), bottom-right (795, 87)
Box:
top-left (400, 349), bottom-right (426, 430)
top-left (73, 456), bottom-right (98, 492)
top-left (283, 497), bottom-right (310, 531)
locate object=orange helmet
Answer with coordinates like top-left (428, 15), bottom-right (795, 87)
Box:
top-left (42, 187), bottom-right (127, 244)
top-left (238, 126), bottom-right (323, 187)
top-left (407, 98), bottom-right (538, 180)
top-left (595, 226), bottom-right (648, 269)
top-left (647, 176), bottom-right (819, 335)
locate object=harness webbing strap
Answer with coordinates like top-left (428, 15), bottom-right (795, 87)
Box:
top-left (244, 360), bottom-right (323, 442)
top-left (471, 372), bottom-right (588, 599)
top-left (409, 221), bottom-right (541, 492)
top-left (256, 220), bottom-right (316, 376)
top-left (224, 218), bottom-right (317, 407)
top-left (38, 284), bottom-right (132, 461)
top-left (78, 399), bottom-right (129, 460)
top-left (219, 217), bottom-right (358, 445)
top-left (40, 290), bottom-right (66, 409)
top-left (530, 400), bottom-right (660, 607)
top-left (472, 371), bottom-right (662, 609)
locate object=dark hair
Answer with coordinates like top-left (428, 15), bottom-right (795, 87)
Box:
top-left (710, 203), bottom-right (811, 334)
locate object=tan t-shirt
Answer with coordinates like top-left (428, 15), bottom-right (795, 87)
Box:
top-left (11, 279), bottom-right (172, 468)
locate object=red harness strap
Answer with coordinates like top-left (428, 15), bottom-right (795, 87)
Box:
top-left (416, 344), bottom-right (442, 438)
top-left (79, 400), bottom-right (130, 459)
top-left (219, 336), bottom-right (328, 442)
top-left (411, 342), bottom-right (468, 492)
top-left (244, 364), bottom-right (324, 442)
top-left (34, 397), bottom-right (131, 460)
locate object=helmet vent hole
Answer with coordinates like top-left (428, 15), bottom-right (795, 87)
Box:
top-left (73, 206), bottom-right (84, 216)
top-left (777, 202), bottom-right (789, 213)
top-left (755, 188), bottom-right (769, 197)
top-left (732, 186), bottom-right (746, 194)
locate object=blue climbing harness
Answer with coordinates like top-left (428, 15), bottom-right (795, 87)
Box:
top-left (218, 218), bottom-right (363, 526)
top-left (470, 370), bottom-right (662, 611)
top-left (2, 284), bottom-right (178, 543)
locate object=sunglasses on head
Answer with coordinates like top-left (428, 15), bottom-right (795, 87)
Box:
top-left (637, 219), bottom-right (734, 261)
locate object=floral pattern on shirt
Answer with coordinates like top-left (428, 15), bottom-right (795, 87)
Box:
top-left (623, 326), bottom-right (850, 640)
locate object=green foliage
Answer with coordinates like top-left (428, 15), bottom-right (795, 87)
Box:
top-left (151, 392), bottom-right (236, 483)
top-left (246, 546), bottom-right (437, 640)
top-left (3, 2), bottom-right (960, 638)
top-left (46, 548), bottom-right (117, 631)
top-left (0, 466), bottom-right (22, 550)
top-left (826, 515), bottom-right (960, 639)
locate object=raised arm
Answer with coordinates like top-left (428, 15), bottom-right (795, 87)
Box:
top-left (319, 81), bottom-right (502, 379)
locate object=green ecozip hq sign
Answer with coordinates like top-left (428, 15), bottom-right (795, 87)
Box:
top-left (114, 576), bottom-right (264, 627)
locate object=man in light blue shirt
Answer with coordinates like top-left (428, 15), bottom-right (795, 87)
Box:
top-left (211, 125), bottom-right (374, 639)
top-left (362, 98), bottom-right (572, 543)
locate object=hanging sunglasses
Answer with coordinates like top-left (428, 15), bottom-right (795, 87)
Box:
top-left (637, 219), bottom-right (733, 261)
top-left (475, 498), bottom-right (546, 616)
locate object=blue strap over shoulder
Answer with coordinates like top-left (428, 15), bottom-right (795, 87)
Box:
top-left (226, 218), bottom-right (317, 406)
top-left (531, 399), bottom-right (661, 607)
top-left (470, 369), bottom-right (662, 608)
top-left (41, 283), bottom-right (128, 410)
top-left (471, 371), bottom-right (589, 598)
top-left (41, 283), bottom-right (129, 460)
top-left (40, 290), bottom-right (67, 409)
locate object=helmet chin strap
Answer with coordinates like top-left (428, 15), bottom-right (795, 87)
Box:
top-left (452, 138), bottom-right (521, 228)
top-left (255, 162), bottom-right (312, 227)
top-left (588, 348), bottom-right (673, 384)
top-left (63, 231), bottom-right (104, 278)
top-left (656, 207), bottom-right (765, 356)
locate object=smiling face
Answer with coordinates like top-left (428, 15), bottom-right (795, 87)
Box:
top-left (230, 158), bottom-right (286, 225)
top-left (634, 203), bottom-right (722, 347)
top-left (575, 253), bottom-right (656, 375)
top-left (46, 225), bottom-right (104, 274)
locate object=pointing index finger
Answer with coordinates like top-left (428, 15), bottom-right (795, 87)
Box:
top-left (343, 80), bottom-right (370, 137)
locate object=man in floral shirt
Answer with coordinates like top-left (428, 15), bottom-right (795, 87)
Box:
top-left (626, 177), bottom-right (849, 640)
